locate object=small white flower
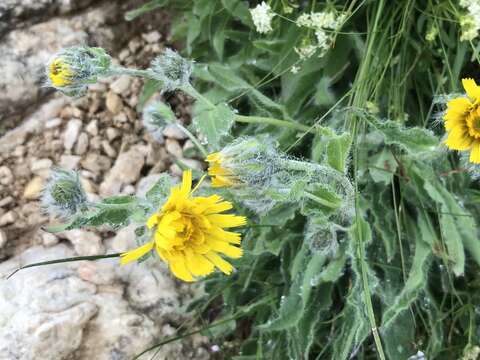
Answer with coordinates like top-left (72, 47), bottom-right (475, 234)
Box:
top-left (250, 2), bottom-right (275, 34)
top-left (295, 44), bottom-right (318, 59)
top-left (290, 65), bottom-right (300, 74)
top-left (459, 0), bottom-right (480, 41)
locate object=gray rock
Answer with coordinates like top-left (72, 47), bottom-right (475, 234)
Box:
top-left (0, 166), bottom-right (13, 185)
top-left (85, 120), bottom-right (98, 136)
top-left (100, 145), bottom-right (145, 196)
top-left (0, 229), bottom-right (7, 249)
top-left (62, 229), bottom-right (104, 256)
top-left (30, 158), bottom-right (52, 174)
top-left (163, 124), bottom-right (188, 140)
top-left (0, 244), bottom-right (194, 360)
top-left (74, 132), bottom-right (89, 155)
top-left (63, 119), bottom-right (82, 152)
top-left (105, 91), bottom-right (123, 115)
top-left (110, 75), bottom-right (131, 95)
top-left (81, 153), bottom-right (111, 174)
top-left (59, 154), bottom-right (81, 170)
top-left (165, 138), bottom-right (183, 158)
top-left (41, 232), bottom-right (58, 247)
top-left (0, 210), bottom-right (18, 226)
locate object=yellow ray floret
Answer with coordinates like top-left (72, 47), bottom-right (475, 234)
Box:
top-left (120, 170), bottom-right (246, 282)
top-left (48, 58), bottom-right (74, 87)
top-left (206, 152), bottom-right (238, 187)
top-left (444, 78), bottom-right (480, 163)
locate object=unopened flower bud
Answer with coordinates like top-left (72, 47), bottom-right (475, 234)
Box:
top-left (46, 46), bottom-right (112, 96)
top-left (150, 48), bottom-right (193, 91)
top-left (206, 137), bottom-right (278, 188)
top-left (41, 168), bottom-right (87, 218)
top-left (142, 101), bottom-right (177, 141)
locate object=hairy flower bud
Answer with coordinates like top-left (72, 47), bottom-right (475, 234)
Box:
top-left (206, 137), bottom-right (278, 188)
top-left (46, 46), bottom-right (112, 96)
top-left (142, 101), bottom-right (177, 141)
top-left (150, 48), bottom-right (193, 91)
top-left (41, 168), bottom-right (87, 218)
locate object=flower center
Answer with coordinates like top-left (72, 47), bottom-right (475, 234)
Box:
top-left (466, 106), bottom-right (480, 139)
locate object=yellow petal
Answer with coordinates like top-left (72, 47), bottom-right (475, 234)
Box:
top-left (169, 255), bottom-right (195, 282)
top-left (207, 214), bottom-right (247, 228)
top-left (181, 170), bottom-right (192, 195)
top-left (445, 127), bottom-right (473, 150)
top-left (120, 241), bottom-right (154, 265)
top-left (462, 78), bottom-right (480, 101)
top-left (185, 249), bottom-right (214, 276)
top-left (470, 142), bottom-right (480, 163)
top-left (205, 251), bottom-right (234, 275)
top-left (146, 213), bottom-right (159, 229)
top-left (207, 239), bottom-right (243, 258)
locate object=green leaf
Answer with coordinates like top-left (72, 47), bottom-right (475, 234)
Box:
top-left (381, 214), bottom-right (432, 328)
top-left (137, 79), bottom-right (163, 111)
top-left (124, 0), bottom-right (168, 21)
top-left (326, 132), bottom-right (352, 173)
top-left (192, 102), bottom-right (235, 148)
top-left (364, 115), bottom-right (438, 154)
top-left (368, 148), bottom-right (397, 185)
top-left (145, 173), bottom-right (173, 206)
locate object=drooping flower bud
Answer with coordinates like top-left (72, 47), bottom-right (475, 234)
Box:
top-left (142, 101), bottom-right (177, 141)
top-left (41, 168), bottom-right (87, 218)
top-left (46, 46), bottom-right (112, 96)
top-left (206, 137), bottom-right (278, 189)
top-left (150, 48), bottom-right (193, 91)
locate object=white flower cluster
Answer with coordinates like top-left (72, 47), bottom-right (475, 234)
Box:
top-left (295, 10), bottom-right (347, 59)
top-left (459, 0), bottom-right (480, 41)
top-left (250, 2), bottom-right (275, 34)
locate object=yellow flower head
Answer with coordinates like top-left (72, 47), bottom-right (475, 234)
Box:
top-left (120, 170), bottom-right (246, 282)
top-left (206, 152), bottom-right (238, 188)
top-left (444, 78), bottom-right (480, 163)
top-left (48, 58), bottom-right (74, 87)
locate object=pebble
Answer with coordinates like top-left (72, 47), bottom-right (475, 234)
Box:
top-left (0, 166), bottom-right (13, 185)
top-left (0, 196), bottom-right (14, 208)
top-left (13, 146), bottom-right (26, 157)
top-left (0, 211), bottom-right (18, 226)
top-left (41, 232), bottom-right (59, 247)
top-left (142, 31), bottom-right (161, 43)
top-left (128, 38), bottom-right (141, 53)
top-left (118, 49), bottom-right (130, 62)
top-left (85, 120), bottom-right (99, 136)
top-left (75, 132), bottom-right (89, 155)
top-left (31, 158), bottom-right (52, 174)
top-left (23, 177), bottom-right (44, 200)
top-left (63, 119), bottom-right (83, 151)
top-left (106, 92), bottom-right (123, 115)
top-left (162, 124), bottom-right (187, 140)
top-left (165, 138), bottom-right (183, 158)
top-left (106, 127), bottom-right (121, 141)
top-left (45, 118), bottom-right (62, 129)
top-left (101, 140), bottom-right (117, 158)
top-left (81, 153), bottom-right (112, 174)
top-left (59, 155), bottom-right (81, 170)
top-left (110, 76), bottom-right (131, 95)
top-left (180, 158), bottom-right (204, 171)
top-left (0, 229), bottom-right (7, 249)
top-left (62, 229), bottom-right (104, 256)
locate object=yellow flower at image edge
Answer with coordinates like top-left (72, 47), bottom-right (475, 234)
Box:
top-left (120, 170), bottom-right (246, 282)
top-left (444, 78), bottom-right (480, 163)
top-left (206, 152), bottom-right (237, 188)
top-left (49, 58), bottom-right (73, 87)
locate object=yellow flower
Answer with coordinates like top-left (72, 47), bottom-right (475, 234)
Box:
top-left (444, 78), bottom-right (480, 163)
top-left (120, 170), bottom-right (246, 282)
top-left (206, 152), bottom-right (238, 187)
top-left (48, 58), bottom-right (74, 87)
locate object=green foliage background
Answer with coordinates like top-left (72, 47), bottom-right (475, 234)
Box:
top-left (126, 1), bottom-right (480, 359)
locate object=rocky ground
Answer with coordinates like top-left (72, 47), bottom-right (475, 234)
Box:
top-left (0, 2), bottom-right (213, 359)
